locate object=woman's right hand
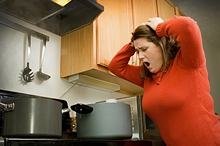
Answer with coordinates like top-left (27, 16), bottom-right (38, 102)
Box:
top-left (142, 17), bottom-right (164, 31)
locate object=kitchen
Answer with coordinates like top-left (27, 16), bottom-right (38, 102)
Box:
top-left (0, 0), bottom-right (220, 145)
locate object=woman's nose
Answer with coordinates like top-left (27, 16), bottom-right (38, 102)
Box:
top-left (138, 52), bottom-right (144, 60)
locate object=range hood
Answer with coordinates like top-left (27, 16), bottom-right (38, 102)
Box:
top-left (0, 0), bottom-right (104, 36)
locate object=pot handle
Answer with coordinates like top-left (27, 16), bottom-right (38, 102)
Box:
top-left (62, 108), bottom-right (70, 114)
top-left (71, 103), bottom-right (93, 114)
top-left (0, 102), bottom-right (15, 112)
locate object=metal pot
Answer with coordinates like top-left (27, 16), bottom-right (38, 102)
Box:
top-left (71, 101), bottom-right (132, 140)
top-left (0, 97), bottom-right (69, 138)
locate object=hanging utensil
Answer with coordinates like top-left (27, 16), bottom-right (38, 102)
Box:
top-left (22, 34), bottom-right (34, 82)
top-left (37, 38), bottom-right (50, 81)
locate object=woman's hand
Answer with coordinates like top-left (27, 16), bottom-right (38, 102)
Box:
top-left (142, 17), bottom-right (164, 31)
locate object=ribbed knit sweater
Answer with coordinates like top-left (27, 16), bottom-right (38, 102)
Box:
top-left (108, 16), bottom-right (220, 146)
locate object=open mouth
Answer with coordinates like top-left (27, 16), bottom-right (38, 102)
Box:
top-left (144, 62), bottom-right (150, 67)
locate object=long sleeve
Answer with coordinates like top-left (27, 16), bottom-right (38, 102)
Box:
top-left (156, 16), bottom-right (205, 68)
top-left (108, 43), bottom-right (144, 87)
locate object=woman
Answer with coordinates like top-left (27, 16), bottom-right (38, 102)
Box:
top-left (108, 16), bottom-right (220, 145)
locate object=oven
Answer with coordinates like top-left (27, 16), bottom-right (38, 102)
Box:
top-left (116, 95), bottom-right (163, 141)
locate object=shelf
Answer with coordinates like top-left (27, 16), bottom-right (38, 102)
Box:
top-left (0, 16), bottom-right (49, 41)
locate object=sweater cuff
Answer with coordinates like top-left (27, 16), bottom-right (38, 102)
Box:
top-left (156, 23), bottom-right (163, 37)
top-left (129, 41), bottom-right (134, 47)
top-left (128, 42), bottom-right (135, 53)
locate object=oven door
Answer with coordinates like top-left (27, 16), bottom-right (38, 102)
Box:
top-left (142, 113), bottom-right (163, 140)
top-left (116, 95), bottom-right (144, 140)
top-left (117, 95), bottom-right (162, 140)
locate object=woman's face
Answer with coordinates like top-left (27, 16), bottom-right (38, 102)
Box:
top-left (133, 37), bottom-right (163, 74)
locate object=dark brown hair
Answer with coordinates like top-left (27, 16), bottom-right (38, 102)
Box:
top-left (131, 25), bottom-right (180, 79)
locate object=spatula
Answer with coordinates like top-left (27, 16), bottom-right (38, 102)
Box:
top-left (22, 34), bottom-right (34, 82)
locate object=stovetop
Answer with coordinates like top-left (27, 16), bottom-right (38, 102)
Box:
top-left (1, 138), bottom-right (156, 146)
top-left (0, 90), bottom-right (165, 146)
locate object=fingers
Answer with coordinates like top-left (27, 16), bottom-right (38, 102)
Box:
top-left (141, 17), bottom-right (164, 30)
top-left (141, 18), bottom-right (154, 25)
top-left (142, 17), bottom-right (164, 24)
top-left (148, 18), bottom-right (153, 22)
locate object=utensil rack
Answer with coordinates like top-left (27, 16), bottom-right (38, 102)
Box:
top-left (0, 16), bottom-right (49, 42)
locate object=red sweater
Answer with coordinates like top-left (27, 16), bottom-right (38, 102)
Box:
top-left (108, 16), bottom-right (220, 146)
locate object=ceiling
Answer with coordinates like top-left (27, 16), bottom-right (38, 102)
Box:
top-left (170, 0), bottom-right (220, 50)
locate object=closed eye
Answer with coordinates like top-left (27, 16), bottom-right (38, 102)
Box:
top-left (135, 47), bottom-right (148, 54)
top-left (141, 47), bottom-right (148, 52)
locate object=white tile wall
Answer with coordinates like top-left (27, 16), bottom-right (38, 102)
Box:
top-left (0, 12), bottom-right (129, 117)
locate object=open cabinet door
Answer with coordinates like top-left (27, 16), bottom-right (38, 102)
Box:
top-left (96, 0), bottom-right (133, 67)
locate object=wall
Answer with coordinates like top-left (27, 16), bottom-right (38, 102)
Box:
top-left (0, 11), bottom-right (219, 115)
top-left (203, 39), bottom-right (220, 114)
top-left (0, 12), bottom-right (128, 117)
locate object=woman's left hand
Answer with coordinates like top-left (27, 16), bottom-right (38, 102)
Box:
top-left (142, 17), bottom-right (164, 31)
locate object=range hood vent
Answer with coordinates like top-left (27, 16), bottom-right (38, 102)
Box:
top-left (0, 0), bottom-right (104, 36)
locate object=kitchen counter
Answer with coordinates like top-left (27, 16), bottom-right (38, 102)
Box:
top-left (3, 138), bottom-right (166, 146)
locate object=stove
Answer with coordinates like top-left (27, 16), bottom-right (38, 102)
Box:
top-left (0, 137), bottom-right (156, 146)
top-left (0, 90), bottom-right (165, 146)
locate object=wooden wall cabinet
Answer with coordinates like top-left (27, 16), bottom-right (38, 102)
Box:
top-left (60, 0), bottom-right (183, 95)
top-left (132, 0), bottom-right (158, 29)
top-left (61, 0), bottom-right (144, 95)
top-left (96, 0), bottom-right (133, 67)
top-left (157, 0), bottom-right (175, 20)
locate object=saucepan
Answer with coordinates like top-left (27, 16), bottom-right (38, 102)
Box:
top-left (71, 99), bottom-right (132, 139)
top-left (0, 97), bottom-right (70, 138)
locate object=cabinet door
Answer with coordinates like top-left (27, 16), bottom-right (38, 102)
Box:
top-left (96, 0), bottom-right (133, 67)
top-left (132, 0), bottom-right (157, 29)
top-left (60, 24), bottom-right (95, 77)
top-left (132, 0), bottom-right (157, 66)
top-left (157, 0), bottom-right (175, 20)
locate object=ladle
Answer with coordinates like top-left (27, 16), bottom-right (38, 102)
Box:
top-left (37, 38), bottom-right (50, 81)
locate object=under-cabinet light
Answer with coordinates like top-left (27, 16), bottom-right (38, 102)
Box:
top-left (68, 74), bottom-right (120, 92)
top-left (52, 0), bottom-right (71, 7)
